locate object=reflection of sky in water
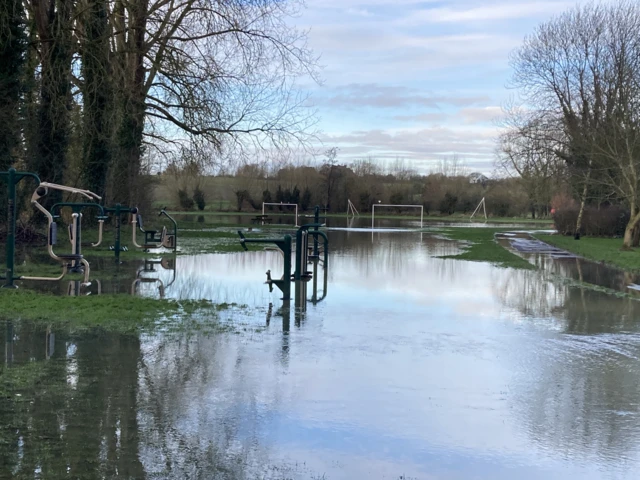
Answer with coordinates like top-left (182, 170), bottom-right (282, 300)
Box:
top-left (133, 231), bottom-right (640, 479)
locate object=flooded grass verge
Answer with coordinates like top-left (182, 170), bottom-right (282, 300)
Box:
top-left (435, 227), bottom-right (535, 269)
top-left (0, 290), bottom-right (227, 334)
top-left (536, 234), bottom-right (640, 273)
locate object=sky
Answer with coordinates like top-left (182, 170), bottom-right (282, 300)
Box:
top-left (295, 0), bottom-right (594, 174)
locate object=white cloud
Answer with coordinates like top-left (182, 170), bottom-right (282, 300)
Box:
top-left (325, 84), bottom-right (489, 110)
top-left (320, 125), bottom-right (498, 173)
top-left (395, 1), bottom-right (575, 25)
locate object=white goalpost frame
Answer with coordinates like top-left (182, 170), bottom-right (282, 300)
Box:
top-left (262, 202), bottom-right (299, 226)
top-left (470, 197), bottom-right (487, 221)
top-left (346, 199), bottom-right (360, 217)
top-left (371, 204), bottom-right (424, 229)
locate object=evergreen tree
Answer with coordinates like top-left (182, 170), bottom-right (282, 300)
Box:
top-left (0, 0), bottom-right (27, 220)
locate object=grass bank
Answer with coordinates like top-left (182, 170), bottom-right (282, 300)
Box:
top-left (535, 234), bottom-right (640, 273)
top-left (0, 290), bottom-right (227, 334)
top-left (435, 227), bottom-right (535, 270)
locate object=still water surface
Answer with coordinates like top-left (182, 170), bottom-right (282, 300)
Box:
top-left (2, 230), bottom-right (640, 479)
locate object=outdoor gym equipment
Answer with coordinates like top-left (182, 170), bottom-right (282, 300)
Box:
top-left (105, 205), bottom-right (177, 262)
top-left (1, 168), bottom-right (98, 287)
top-left (1, 168), bottom-right (41, 287)
top-left (31, 183), bottom-right (99, 285)
top-left (238, 231), bottom-right (292, 299)
top-left (371, 203), bottom-right (424, 229)
top-left (50, 202), bottom-right (107, 272)
top-left (237, 206), bottom-right (329, 298)
top-left (131, 208), bottom-right (177, 252)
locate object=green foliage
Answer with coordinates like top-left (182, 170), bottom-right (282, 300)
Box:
top-left (193, 186), bottom-right (206, 210)
top-left (178, 189), bottom-right (195, 210)
top-left (0, 0), bottom-right (26, 169)
top-left (291, 185), bottom-right (300, 205)
top-left (262, 189), bottom-right (272, 203)
top-left (439, 192), bottom-right (458, 215)
top-left (29, 0), bottom-right (75, 209)
top-left (301, 187), bottom-right (312, 211)
top-left (0, 0), bottom-right (27, 220)
top-left (234, 189), bottom-right (251, 211)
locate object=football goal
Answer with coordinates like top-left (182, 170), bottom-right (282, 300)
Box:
top-left (262, 202), bottom-right (299, 226)
top-left (371, 204), bottom-right (424, 229)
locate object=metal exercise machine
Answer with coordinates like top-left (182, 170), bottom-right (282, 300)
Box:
top-left (1, 168), bottom-right (98, 287)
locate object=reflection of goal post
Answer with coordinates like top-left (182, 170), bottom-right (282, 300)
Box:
top-left (371, 204), bottom-right (424, 229)
top-left (262, 202), bottom-right (299, 226)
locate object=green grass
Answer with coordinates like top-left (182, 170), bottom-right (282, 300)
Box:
top-left (0, 290), bottom-right (226, 334)
top-left (168, 209), bottom-right (552, 224)
top-left (536, 234), bottom-right (640, 273)
top-left (435, 227), bottom-right (536, 269)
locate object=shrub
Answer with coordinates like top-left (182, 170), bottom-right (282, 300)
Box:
top-left (439, 192), bottom-right (458, 215)
top-left (301, 187), bottom-right (312, 211)
top-left (553, 205), bottom-right (629, 237)
top-left (193, 186), bottom-right (206, 211)
top-left (178, 189), bottom-right (194, 210)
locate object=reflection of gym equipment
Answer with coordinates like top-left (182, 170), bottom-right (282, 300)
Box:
top-left (67, 279), bottom-right (99, 296)
top-left (3, 322), bottom-right (55, 364)
top-left (131, 257), bottom-right (176, 298)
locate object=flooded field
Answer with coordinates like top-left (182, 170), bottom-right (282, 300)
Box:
top-left (2, 230), bottom-right (640, 479)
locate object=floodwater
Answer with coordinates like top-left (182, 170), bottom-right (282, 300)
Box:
top-left (2, 230), bottom-right (640, 479)
top-left (175, 212), bottom-right (541, 230)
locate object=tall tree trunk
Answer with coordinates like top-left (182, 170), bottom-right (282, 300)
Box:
top-left (108, 0), bottom-right (148, 206)
top-left (29, 0), bottom-right (74, 209)
top-left (622, 207), bottom-right (640, 249)
top-left (574, 163), bottom-right (592, 239)
top-left (80, 0), bottom-right (112, 199)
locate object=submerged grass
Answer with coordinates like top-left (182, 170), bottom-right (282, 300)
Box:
top-left (0, 290), bottom-right (225, 334)
top-left (435, 227), bottom-right (535, 270)
top-left (536, 234), bottom-right (640, 273)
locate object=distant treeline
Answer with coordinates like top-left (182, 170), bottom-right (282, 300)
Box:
top-left (159, 159), bottom-right (550, 218)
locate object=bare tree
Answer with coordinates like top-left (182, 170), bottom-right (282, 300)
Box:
top-left (496, 108), bottom-right (565, 218)
top-left (107, 0), bottom-right (320, 205)
top-left (509, 1), bottom-right (640, 245)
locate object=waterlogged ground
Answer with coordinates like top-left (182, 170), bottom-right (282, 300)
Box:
top-left (2, 230), bottom-right (640, 479)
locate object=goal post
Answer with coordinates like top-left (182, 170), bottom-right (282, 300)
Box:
top-left (371, 204), bottom-right (424, 229)
top-left (262, 202), bottom-right (299, 226)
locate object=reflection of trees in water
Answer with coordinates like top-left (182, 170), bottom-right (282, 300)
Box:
top-left (492, 263), bottom-right (640, 334)
top-left (492, 265), bottom-right (640, 465)
top-left (0, 326), bottom-right (145, 478)
top-left (332, 232), bottom-right (462, 280)
top-left (136, 332), bottom-right (286, 479)
top-left (512, 327), bottom-right (640, 464)
top-left (0, 324), bottom-right (293, 479)
top-left (491, 268), bottom-right (568, 320)
top-left (531, 255), bottom-right (640, 293)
